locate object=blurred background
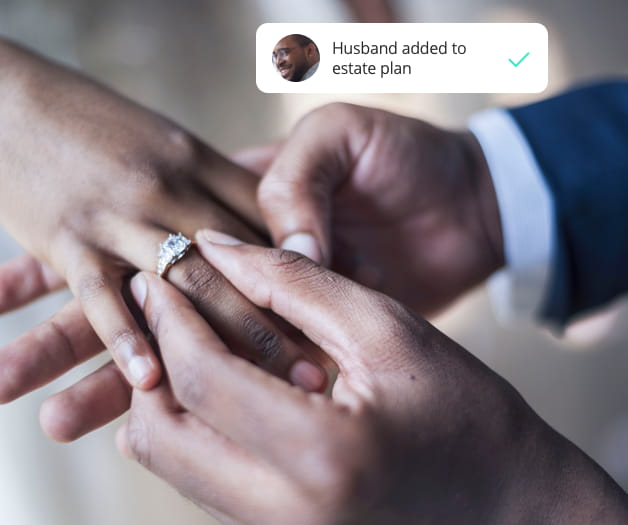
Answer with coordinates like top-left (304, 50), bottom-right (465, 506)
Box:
top-left (1, 1), bottom-right (627, 523)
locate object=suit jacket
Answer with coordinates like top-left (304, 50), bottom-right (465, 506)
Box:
top-left (508, 81), bottom-right (628, 325)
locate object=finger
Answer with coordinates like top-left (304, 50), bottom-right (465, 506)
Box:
top-left (195, 149), bottom-right (266, 233)
top-left (231, 142), bottom-right (282, 177)
top-left (343, 0), bottom-right (398, 23)
top-left (64, 247), bottom-right (161, 390)
top-left (124, 384), bottom-right (304, 524)
top-left (196, 230), bottom-right (396, 370)
top-left (130, 272), bottom-right (332, 480)
top-left (115, 424), bottom-right (133, 460)
top-left (40, 360), bottom-right (131, 442)
top-left (171, 258), bottom-right (326, 393)
top-left (0, 299), bottom-right (102, 404)
top-left (256, 104), bottom-right (368, 265)
top-left (99, 219), bottom-right (325, 391)
top-left (91, 208), bottom-right (260, 271)
top-left (168, 250), bottom-right (326, 391)
top-left (0, 254), bottom-right (65, 313)
top-left (155, 195), bottom-right (263, 246)
top-left (119, 418), bottom-right (240, 525)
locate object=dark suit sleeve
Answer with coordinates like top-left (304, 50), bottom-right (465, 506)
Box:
top-left (507, 81), bottom-right (628, 326)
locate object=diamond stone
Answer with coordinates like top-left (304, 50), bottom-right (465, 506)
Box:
top-left (157, 233), bottom-right (192, 276)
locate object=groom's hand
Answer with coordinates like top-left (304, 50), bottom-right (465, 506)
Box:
top-left (255, 103), bottom-right (504, 315)
top-left (117, 230), bottom-right (628, 525)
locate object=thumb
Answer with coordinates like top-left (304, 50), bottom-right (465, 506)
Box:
top-left (257, 104), bottom-right (365, 266)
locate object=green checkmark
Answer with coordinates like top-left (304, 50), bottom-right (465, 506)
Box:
top-left (509, 52), bottom-right (530, 67)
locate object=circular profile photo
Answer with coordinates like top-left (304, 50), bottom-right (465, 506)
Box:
top-left (272, 34), bottom-right (320, 82)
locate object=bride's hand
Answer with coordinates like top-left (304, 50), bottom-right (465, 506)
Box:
top-left (0, 40), bottom-right (326, 439)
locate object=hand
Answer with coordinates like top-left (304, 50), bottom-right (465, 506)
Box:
top-left (118, 230), bottom-right (628, 525)
top-left (0, 40), bottom-right (326, 440)
top-left (255, 103), bottom-right (504, 315)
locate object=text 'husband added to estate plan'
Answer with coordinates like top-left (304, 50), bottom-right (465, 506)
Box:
top-left (257, 23), bottom-right (548, 93)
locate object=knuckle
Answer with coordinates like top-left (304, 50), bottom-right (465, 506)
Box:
top-left (270, 248), bottom-right (319, 279)
top-left (75, 273), bottom-right (110, 303)
top-left (307, 102), bottom-right (354, 125)
top-left (122, 158), bottom-right (185, 200)
top-left (257, 177), bottom-right (301, 214)
top-left (265, 248), bottom-right (343, 306)
top-left (164, 126), bottom-right (201, 162)
top-left (170, 359), bottom-right (207, 411)
top-left (45, 318), bottom-right (79, 365)
top-left (124, 155), bottom-right (169, 194)
top-left (367, 292), bottom-right (417, 334)
top-left (119, 124), bottom-right (206, 200)
top-left (241, 314), bottom-right (283, 364)
top-left (307, 440), bottom-right (361, 501)
top-left (0, 354), bottom-right (22, 404)
top-left (177, 260), bottom-right (223, 304)
top-left (288, 103), bottom-right (346, 145)
top-left (58, 206), bottom-right (101, 238)
top-left (322, 101), bottom-right (353, 114)
top-left (370, 293), bottom-right (412, 334)
top-left (109, 328), bottom-right (140, 354)
top-left (257, 171), bottom-right (284, 200)
top-left (161, 124), bottom-right (210, 174)
top-left (40, 394), bottom-right (78, 442)
top-left (299, 102), bottom-right (365, 137)
top-left (309, 418), bottom-right (377, 507)
top-left (361, 292), bottom-right (432, 369)
top-left (126, 410), bottom-right (153, 470)
top-left (371, 292), bottom-right (408, 323)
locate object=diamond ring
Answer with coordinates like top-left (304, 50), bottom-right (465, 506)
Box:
top-left (157, 233), bottom-right (193, 277)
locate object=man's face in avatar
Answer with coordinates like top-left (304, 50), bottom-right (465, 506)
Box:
top-left (273, 36), bottom-right (313, 82)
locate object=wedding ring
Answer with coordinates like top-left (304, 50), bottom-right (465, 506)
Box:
top-left (157, 233), bottom-right (193, 277)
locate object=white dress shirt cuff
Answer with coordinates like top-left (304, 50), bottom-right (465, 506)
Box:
top-left (468, 108), bottom-right (555, 322)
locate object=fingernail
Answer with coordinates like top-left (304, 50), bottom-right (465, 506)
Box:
top-left (130, 273), bottom-right (147, 308)
top-left (128, 355), bottom-right (155, 388)
top-left (281, 233), bottom-right (322, 263)
top-left (290, 360), bottom-right (327, 392)
top-left (197, 229), bottom-right (243, 246)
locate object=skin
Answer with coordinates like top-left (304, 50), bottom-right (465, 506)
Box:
top-left (0, 46), bottom-right (626, 521)
top-left (0, 101), bottom-right (503, 440)
top-left (256, 102), bottom-right (504, 315)
top-left (273, 35), bottom-right (319, 81)
top-left (342, 0), bottom-right (397, 22)
top-left (0, 39), bottom-right (326, 439)
top-left (117, 231), bottom-right (628, 525)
